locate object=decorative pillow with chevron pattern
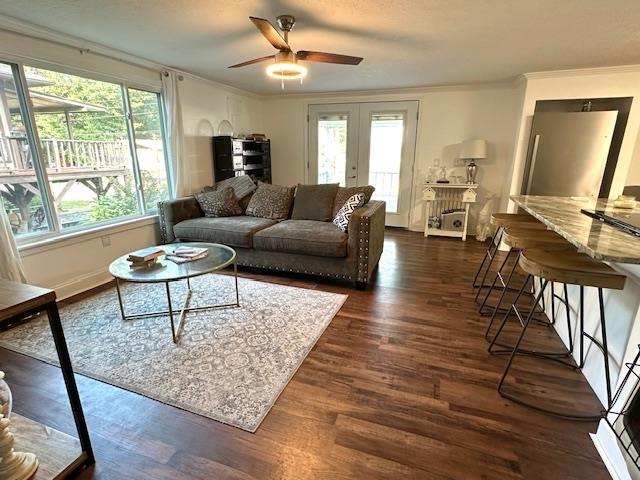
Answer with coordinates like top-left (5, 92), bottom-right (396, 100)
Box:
top-left (332, 193), bottom-right (365, 232)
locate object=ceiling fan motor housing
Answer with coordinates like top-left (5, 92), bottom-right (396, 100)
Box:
top-left (276, 15), bottom-right (296, 32)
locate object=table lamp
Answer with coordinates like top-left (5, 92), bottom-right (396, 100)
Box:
top-left (459, 139), bottom-right (487, 184)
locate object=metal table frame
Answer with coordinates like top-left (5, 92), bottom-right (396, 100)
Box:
top-left (1, 287), bottom-right (94, 478)
top-left (112, 250), bottom-right (240, 344)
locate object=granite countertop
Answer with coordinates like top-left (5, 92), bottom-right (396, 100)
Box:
top-left (510, 195), bottom-right (640, 264)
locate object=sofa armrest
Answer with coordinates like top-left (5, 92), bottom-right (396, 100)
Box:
top-left (348, 200), bottom-right (385, 284)
top-left (157, 196), bottom-right (202, 243)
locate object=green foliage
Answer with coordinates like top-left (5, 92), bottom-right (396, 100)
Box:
top-left (25, 67), bottom-right (163, 142)
top-left (89, 173), bottom-right (168, 222)
top-left (90, 182), bottom-right (137, 222)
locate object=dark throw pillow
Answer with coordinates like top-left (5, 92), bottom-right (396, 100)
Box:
top-left (194, 187), bottom-right (242, 218)
top-left (291, 183), bottom-right (339, 221)
top-left (215, 175), bottom-right (256, 200)
top-left (245, 182), bottom-right (295, 221)
top-left (332, 185), bottom-right (375, 217)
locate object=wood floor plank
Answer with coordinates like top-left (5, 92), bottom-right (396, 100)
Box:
top-left (0, 229), bottom-right (610, 479)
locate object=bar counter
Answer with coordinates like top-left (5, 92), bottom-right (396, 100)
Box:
top-left (510, 195), bottom-right (640, 264)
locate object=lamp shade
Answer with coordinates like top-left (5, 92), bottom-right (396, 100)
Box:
top-left (459, 139), bottom-right (487, 159)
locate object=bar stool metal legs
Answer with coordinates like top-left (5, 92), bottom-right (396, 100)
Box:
top-left (493, 278), bottom-right (603, 420)
top-left (579, 286), bottom-right (613, 408)
top-left (473, 227), bottom-right (504, 303)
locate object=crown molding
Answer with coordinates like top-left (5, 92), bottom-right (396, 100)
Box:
top-left (524, 64), bottom-right (640, 80)
top-left (260, 76), bottom-right (521, 101)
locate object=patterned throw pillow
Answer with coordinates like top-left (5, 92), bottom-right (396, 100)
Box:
top-left (333, 193), bottom-right (365, 232)
top-left (194, 187), bottom-right (242, 217)
top-left (332, 185), bottom-right (375, 217)
top-left (245, 182), bottom-right (295, 220)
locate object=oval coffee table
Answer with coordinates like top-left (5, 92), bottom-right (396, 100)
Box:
top-left (109, 242), bottom-right (239, 343)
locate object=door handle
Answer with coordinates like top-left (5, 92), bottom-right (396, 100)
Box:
top-left (348, 175), bottom-right (357, 179)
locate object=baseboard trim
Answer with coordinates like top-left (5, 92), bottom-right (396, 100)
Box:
top-left (54, 270), bottom-right (112, 301)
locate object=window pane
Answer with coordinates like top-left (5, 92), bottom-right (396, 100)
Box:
top-left (368, 113), bottom-right (404, 213)
top-left (128, 88), bottom-right (169, 211)
top-left (24, 66), bottom-right (141, 230)
top-left (317, 114), bottom-right (347, 185)
top-left (0, 63), bottom-right (51, 237)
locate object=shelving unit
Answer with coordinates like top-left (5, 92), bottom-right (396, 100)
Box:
top-left (423, 183), bottom-right (478, 241)
top-left (212, 136), bottom-right (271, 183)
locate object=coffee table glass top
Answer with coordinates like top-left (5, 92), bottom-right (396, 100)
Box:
top-left (109, 242), bottom-right (236, 283)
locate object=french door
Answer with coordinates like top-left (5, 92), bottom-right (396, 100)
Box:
top-left (308, 101), bottom-right (418, 227)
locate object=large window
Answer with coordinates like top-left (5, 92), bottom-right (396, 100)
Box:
top-left (0, 61), bottom-right (170, 240)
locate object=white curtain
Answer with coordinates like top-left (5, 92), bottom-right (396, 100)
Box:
top-left (161, 70), bottom-right (188, 197)
top-left (0, 203), bottom-right (26, 282)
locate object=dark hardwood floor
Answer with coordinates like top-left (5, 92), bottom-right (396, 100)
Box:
top-left (0, 229), bottom-right (610, 479)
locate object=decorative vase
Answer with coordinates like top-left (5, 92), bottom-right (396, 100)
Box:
top-left (0, 371), bottom-right (39, 480)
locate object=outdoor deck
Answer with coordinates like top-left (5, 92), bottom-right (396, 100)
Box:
top-left (0, 137), bottom-right (129, 232)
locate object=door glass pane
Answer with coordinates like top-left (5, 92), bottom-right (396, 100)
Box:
top-left (317, 114), bottom-right (347, 185)
top-left (0, 63), bottom-right (51, 237)
top-left (24, 66), bottom-right (140, 230)
top-left (368, 113), bottom-right (404, 212)
top-left (128, 88), bottom-right (169, 211)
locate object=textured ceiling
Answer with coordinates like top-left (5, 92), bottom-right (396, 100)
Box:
top-left (2, 0), bottom-right (640, 95)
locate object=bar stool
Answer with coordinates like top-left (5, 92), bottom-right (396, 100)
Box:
top-left (473, 213), bottom-right (546, 307)
top-left (483, 226), bottom-right (575, 343)
top-left (477, 220), bottom-right (552, 316)
top-left (491, 248), bottom-right (626, 418)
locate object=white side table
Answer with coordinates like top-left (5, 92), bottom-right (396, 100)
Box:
top-left (423, 183), bottom-right (478, 241)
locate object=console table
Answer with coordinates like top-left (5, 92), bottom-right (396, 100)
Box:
top-left (422, 183), bottom-right (478, 241)
top-left (0, 279), bottom-right (94, 478)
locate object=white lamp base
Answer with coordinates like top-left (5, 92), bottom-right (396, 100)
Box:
top-left (0, 416), bottom-right (39, 480)
top-left (0, 451), bottom-right (38, 480)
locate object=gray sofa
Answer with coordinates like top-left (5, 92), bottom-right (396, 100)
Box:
top-left (158, 191), bottom-right (385, 289)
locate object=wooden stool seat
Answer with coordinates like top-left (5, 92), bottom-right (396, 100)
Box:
top-left (490, 213), bottom-right (546, 229)
top-left (503, 227), bottom-right (574, 251)
top-left (519, 249), bottom-right (626, 290)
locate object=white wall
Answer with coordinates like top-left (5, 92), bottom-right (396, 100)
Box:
top-left (506, 66), bottom-right (640, 211)
top-left (20, 219), bottom-right (158, 299)
top-left (179, 75), bottom-right (263, 192)
top-left (262, 83), bottom-right (522, 233)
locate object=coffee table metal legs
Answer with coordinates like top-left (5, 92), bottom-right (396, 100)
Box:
top-left (114, 260), bottom-right (240, 343)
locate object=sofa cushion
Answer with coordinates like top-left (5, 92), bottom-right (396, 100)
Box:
top-left (194, 187), bottom-right (242, 218)
top-left (332, 185), bottom-right (375, 217)
top-left (253, 220), bottom-right (348, 258)
top-left (246, 182), bottom-right (295, 220)
top-left (173, 216), bottom-right (277, 247)
top-left (291, 183), bottom-right (339, 221)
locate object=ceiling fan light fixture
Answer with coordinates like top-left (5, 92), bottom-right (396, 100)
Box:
top-left (266, 61), bottom-right (307, 80)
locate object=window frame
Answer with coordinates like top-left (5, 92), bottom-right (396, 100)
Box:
top-left (0, 58), bottom-right (172, 245)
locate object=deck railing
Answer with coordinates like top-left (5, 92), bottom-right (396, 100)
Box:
top-left (0, 137), bottom-right (129, 171)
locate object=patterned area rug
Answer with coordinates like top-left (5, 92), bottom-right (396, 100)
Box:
top-left (0, 275), bottom-right (347, 432)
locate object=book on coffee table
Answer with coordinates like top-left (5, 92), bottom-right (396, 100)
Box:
top-left (166, 246), bottom-right (209, 264)
top-left (127, 246), bottom-right (165, 263)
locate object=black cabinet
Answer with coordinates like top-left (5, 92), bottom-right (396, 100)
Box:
top-left (212, 136), bottom-right (271, 184)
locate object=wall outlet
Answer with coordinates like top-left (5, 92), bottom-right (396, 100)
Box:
top-left (101, 235), bottom-right (111, 247)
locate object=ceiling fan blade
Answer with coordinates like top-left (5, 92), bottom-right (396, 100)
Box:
top-left (249, 16), bottom-right (290, 50)
top-left (296, 51), bottom-right (363, 65)
top-left (228, 55), bottom-right (275, 68)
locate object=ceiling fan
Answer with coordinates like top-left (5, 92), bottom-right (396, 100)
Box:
top-left (229, 15), bottom-right (363, 85)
